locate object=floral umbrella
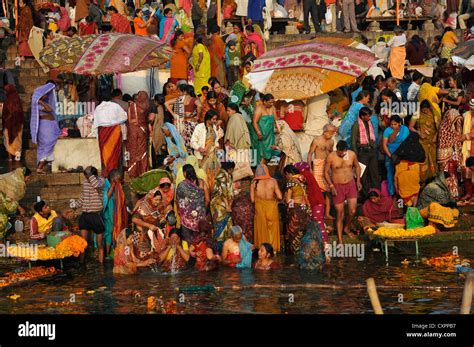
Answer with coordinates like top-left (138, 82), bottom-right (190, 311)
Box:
top-left (246, 37), bottom-right (377, 100)
top-left (39, 33), bottom-right (171, 75)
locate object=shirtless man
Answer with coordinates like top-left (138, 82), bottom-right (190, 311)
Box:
top-left (308, 124), bottom-right (337, 220)
top-left (250, 163), bottom-right (283, 253)
top-left (324, 140), bottom-right (362, 244)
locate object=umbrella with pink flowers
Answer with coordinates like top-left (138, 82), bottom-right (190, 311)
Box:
top-left (246, 37), bottom-right (378, 100)
top-left (39, 33), bottom-right (171, 76)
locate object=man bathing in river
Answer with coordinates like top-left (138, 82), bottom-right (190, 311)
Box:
top-left (308, 123), bottom-right (337, 221)
top-left (324, 140), bottom-right (362, 244)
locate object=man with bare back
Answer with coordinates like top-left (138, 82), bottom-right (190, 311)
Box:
top-left (324, 140), bottom-right (362, 244)
top-left (307, 124), bottom-right (337, 220)
top-left (250, 163), bottom-right (283, 253)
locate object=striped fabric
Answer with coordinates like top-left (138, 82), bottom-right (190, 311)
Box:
top-left (98, 125), bottom-right (123, 178)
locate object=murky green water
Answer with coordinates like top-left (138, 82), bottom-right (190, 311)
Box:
top-left (0, 241), bottom-right (472, 314)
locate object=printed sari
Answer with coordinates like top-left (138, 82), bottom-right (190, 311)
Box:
top-left (285, 175), bottom-right (311, 254)
top-left (210, 169), bottom-right (234, 244)
top-left (98, 125), bottom-right (123, 178)
top-left (200, 125), bottom-right (221, 189)
top-left (418, 83), bottom-right (441, 127)
top-left (175, 96), bottom-right (197, 152)
top-left (298, 220), bottom-right (326, 271)
top-left (176, 179), bottom-right (207, 237)
top-left (162, 122), bottom-right (187, 176)
top-left (126, 91), bottom-right (150, 178)
top-left (437, 109), bottom-right (463, 198)
top-left (231, 193), bottom-right (254, 244)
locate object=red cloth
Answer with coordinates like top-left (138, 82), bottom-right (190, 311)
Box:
top-left (284, 108), bottom-right (304, 131)
top-left (111, 13), bottom-right (132, 33)
top-left (79, 22), bottom-right (97, 35)
top-left (362, 188), bottom-right (398, 223)
top-left (293, 162), bottom-right (324, 206)
top-left (2, 85), bottom-right (24, 145)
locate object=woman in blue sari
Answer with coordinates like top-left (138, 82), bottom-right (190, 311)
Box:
top-left (382, 115), bottom-right (410, 196)
top-left (30, 82), bottom-right (61, 174)
top-left (338, 90), bottom-right (375, 149)
top-left (162, 122), bottom-right (187, 176)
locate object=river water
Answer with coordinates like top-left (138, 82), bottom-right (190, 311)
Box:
top-left (0, 240), bottom-right (472, 314)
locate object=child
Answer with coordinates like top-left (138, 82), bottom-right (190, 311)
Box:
top-left (225, 40), bottom-right (240, 89)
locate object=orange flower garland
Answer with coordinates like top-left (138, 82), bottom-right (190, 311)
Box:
top-left (56, 235), bottom-right (88, 257)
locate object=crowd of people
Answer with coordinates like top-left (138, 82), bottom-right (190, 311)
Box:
top-left (0, 0), bottom-right (473, 274)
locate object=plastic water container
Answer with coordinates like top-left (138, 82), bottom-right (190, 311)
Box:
top-left (14, 219), bottom-right (24, 233)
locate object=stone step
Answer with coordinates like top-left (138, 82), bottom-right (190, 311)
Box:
top-left (20, 198), bottom-right (74, 212)
top-left (28, 172), bottom-right (83, 186)
top-left (18, 68), bottom-right (48, 79)
top-left (24, 184), bottom-right (83, 201)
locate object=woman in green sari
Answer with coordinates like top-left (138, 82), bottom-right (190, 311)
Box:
top-left (211, 162), bottom-right (235, 251)
top-left (250, 93), bottom-right (280, 165)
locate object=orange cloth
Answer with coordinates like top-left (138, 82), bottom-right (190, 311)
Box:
top-left (388, 46), bottom-right (406, 80)
top-left (170, 39), bottom-right (189, 80)
top-left (133, 17), bottom-right (148, 36)
top-left (254, 198), bottom-right (281, 252)
top-left (209, 34), bottom-right (226, 85)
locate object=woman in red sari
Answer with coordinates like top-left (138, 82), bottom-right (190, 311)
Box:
top-left (18, 0), bottom-right (34, 58)
top-left (108, 6), bottom-right (132, 33)
top-left (208, 26), bottom-right (226, 87)
top-left (2, 85), bottom-right (24, 161)
top-left (126, 91), bottom-right (150, 178)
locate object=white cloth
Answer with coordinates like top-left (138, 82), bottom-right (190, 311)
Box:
top-left (387, 34), bottom-right (407, 47)
top-left (304, 94), bottom-right (330, 137)
top-left (190, 123), bottom-right (223, 160)
top-left (235, 0), bottom-right (248, 16)
top-left (372, 41), bottom-right (389, 62)
top-left (93, 101), bottom-right (128, 129)
top-left (407, 82), bottom-right (421, 102)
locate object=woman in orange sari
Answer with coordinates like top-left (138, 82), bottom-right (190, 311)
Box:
top-left (208, 26), bottom-right (226, 87)
top-left (170, 30), bottom-right (191, 81)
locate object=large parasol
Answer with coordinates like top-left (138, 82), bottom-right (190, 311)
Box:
top-left (452, 39), bottom-right (474, 71)
top-left (246, 37), bottom-right (378, 100)
top-left (39, 33), bottom-right (171, 75)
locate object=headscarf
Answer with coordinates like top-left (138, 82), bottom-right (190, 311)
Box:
top-left (362, 188), bottom-right (397, 223)
top-left (30, 82), bottom-right (56, 144)
top-left (294, 162), bottom-right (324, 206)
top-left (162, 122), bottom-right (187, 159)
top-left (254, 163), bottom-right (271, 180)
top-left (2, 85), bottom-right (24, 145)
